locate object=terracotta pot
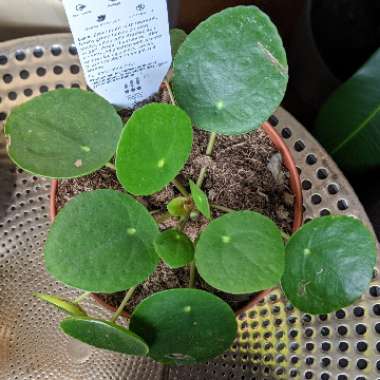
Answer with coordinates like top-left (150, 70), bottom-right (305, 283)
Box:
top-left (50, 121), bottom-right (303, 318)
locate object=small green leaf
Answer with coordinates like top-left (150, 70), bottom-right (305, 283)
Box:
top-left (195, 211), bottom-right (285, 294)
top-left (189, 180), bottom-right (211, 220)
top-left (170, 28), bottom-right (188, 57)
top-left (167, 197), bottom-right (188, 218)
top-left (173, 6), bottom-right (288, 135)
top-left (116, 103), bottom-right (193, 195)
top-left (45, 189), bottom-right (159, 293)
top-left (154, 229), bottom-right (194, 269)
top-left (281, 216), bottom-right (377, 315)
top-left (60, 317), bottom-right (149, 356)
top-left (4, 89), bottom-right (123, 178)
top-left (33, 293), bottom-right (87, 317)
top-left (129, 289), bottom-right (237, 364)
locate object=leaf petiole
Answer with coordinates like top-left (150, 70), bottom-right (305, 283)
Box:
top-left (188, 262), bottom-right (196, 288)
top-left (178, 213), bottom-right (190, 231)
top-left (74, 291), bottom-right (91, 304)
top-left (281, 230), bottom-right (290, 241)
top-left (196, 132), bottom-right (217, 187)
top-left (164, 80), bottom-right (176, 105)
top-left (111, 286), bottom-right (137, 323)
top-left (172, 178), bottom-right (189, 197)
top-left (105, 162), bottom-right (116, 170)
top-left (210, 204), bottom-right (235, 213)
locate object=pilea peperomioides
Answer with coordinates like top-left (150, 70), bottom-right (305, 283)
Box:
top-left (4, 6), bottom-right (377, 365)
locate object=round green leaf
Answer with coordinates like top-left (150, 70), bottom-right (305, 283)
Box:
top-left (195, 211), bottom-right (285, 294)
top-left (167, 197), bottom-right (189, 218)
top-left (33, 293), bottom-right (87, 317)
top-left (281, 216), bottom-right (377, 315)
top-left (116, 103), bottom-right (193, 195)
top-left (60, 317), bottom-right (148, 356)
top-left (4, 89), bottom-right (122, 178)
top-left (154, 229), bottom-right (194, 269)
top-left (170, 28), bottom-right (187, 57)
top-left (129, 289), bottom-right (237, 364)
top-left (173, 6), bottom-right (288, 135)
top-left (45, 189), bottom-right (159, 293)
top-left (189, 180), bottom-right (211, 220)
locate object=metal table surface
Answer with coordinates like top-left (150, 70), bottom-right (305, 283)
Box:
top-left (0, 34), bottom-right (379, 380)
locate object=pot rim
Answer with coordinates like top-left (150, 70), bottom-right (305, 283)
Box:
top-left (49, 120), bottom-right (303, 318)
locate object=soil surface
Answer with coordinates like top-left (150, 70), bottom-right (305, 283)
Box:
top-left (97, 262), bottom-right (254, 315)
top-left (56, 92), bottom-right (294, 313)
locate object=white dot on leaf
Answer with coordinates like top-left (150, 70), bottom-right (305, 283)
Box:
top-left (127, 228), bottom-right (136, 235)
top-left (81, 145), bottom-right (91, 152)
top-left (183, 306), bottom-right (191, 313)
top-left (304, 248), bottom-right (311, 256)
top-left (216, 101), bottom-right (224, 110)
top-left (157, 159), bottom-right (165, 168)
top-left (222, 235), bottom-right (231, 244)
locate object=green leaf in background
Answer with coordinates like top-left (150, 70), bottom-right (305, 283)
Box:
top-left (167, 196), bottom-right (189, 218)
top-left (129, 289), bottom-right (237, 364)
top-left (195, 211), bottom-right (285, 294)
top-left (314, 49), bottom-right (380, 174)
top-left (189, 180), bottom-right (211, 220)
top-left (33, 293), bottom-right (87, 317)
top-left (60, 317), bottom-right (149, 356)
top-left (170, 28), bottom-right (188, 57)
top-left (116, 104), bottom-right (193, 195)
top-left (281, 216), bottom-right (377, 315)
top-left (45, 190), bottom-right (159, 293)
top-left (4, 89), bottom-right (122, 178)
top-left (154, 229), bottom-right (194, 269)
top-left (173, 6), bottom-right (288, 135)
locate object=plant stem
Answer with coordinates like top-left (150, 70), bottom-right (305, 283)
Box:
top-left (178, 213), bottom-right (190, 231)
top-left (196, 168), bottom-right (207, 188)
top-left (188, 262), bottom-right (196, 288)
top-left (164, 80), bottom-right (176, 105)
top-left (281, 230), bottom-right (290, 241)
top-left (111, 286), bottom-right (137, 323)
top-left (105, 162), bottom-right (116, 170)
top-left (74, 291), bottom-right (91, 304)
top-left (196, 132), bottom-right (217, 187)
top-left (172, 178), bottom-right (189, 197)
top-left (206, 132), bottom-right (217, 156)
top-left (210, 204), bottom-right (236, 213)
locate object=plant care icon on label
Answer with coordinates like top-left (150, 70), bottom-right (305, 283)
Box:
top-left (125, 77), bottom-right (143, 97)
top-left (72, 2), bottom-right (91, 17)
top-left (76, 4), bottom-right (86, 12)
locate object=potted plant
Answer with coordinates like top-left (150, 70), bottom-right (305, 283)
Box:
top-left (3, 6), bottom-right (377, 365)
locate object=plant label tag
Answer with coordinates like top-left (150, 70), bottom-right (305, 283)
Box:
top-left (62, 0), bottom-right (172, 108)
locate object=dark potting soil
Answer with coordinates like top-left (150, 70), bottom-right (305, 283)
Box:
top-left (56, 104), bottom-right (294, 313)
top-left (312, 0), bottom-right (380, 81)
